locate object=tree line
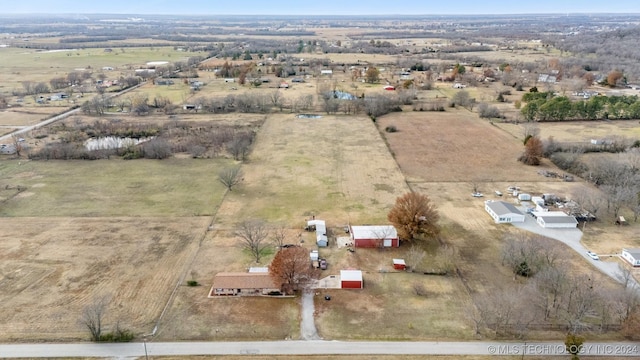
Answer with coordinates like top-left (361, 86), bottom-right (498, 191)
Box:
top-left (521, 91), bottom-right (640, 122)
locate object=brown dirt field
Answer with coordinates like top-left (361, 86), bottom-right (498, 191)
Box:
top-left (376, 109), bottom-right (549, 182)
top-left (0, 217), bottom-right (209, 342)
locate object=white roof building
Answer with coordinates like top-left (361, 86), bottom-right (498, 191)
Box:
top-left (533, 211), bottom-right (578, 228)
top-left (485, 201), bottom-right (525, 224)
top-left (350, 225), bottom-right (398, 240)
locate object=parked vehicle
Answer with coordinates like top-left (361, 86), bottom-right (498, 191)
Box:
top-left (586, 251), bottom-right (600, 260)
top-left (319, 259), bottom-right (327, 270)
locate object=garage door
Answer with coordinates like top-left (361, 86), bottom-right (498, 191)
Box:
top-left (383, 239), bottom-right (392, 247)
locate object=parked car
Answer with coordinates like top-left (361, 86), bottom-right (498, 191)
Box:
top-left (319, 258), bottom-right (327, 270)
top-left (586, 251), bottom-right (600, 260)
top-left (472, 192), bottom-right (484, 197)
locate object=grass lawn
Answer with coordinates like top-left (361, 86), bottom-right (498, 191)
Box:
top-left (0, 157), bottom-right (231, 217)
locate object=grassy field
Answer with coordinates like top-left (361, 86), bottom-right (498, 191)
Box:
top-left (214, 113), bottom-right (410, 226)
top-left (0, 158), bottom-right (230, 217)
top-left (0, 46), bottom-right (204, 93)
top-left (0, 156), bottom-right (237, 341)
top-left (496, 120), bottom-right (640, 143)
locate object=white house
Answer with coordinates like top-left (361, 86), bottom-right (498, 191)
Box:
top-left (533, 211), bottom-right (578, 228)
top-left (484, 201), bottom-right (525, 224)
top-left (621, 248), bottom-right (640, 267)
top-left (320, 69), bottom-right (333, 76)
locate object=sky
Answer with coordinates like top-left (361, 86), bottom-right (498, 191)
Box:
top-left (2, 0), bottom-right (640, 15)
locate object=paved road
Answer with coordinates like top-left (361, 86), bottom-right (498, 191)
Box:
top-left (512, 211), bottom-right (640, 291)
top-left (0, 340), bottom-right (638, 357)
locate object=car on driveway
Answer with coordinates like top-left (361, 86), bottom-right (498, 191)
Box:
top-left (319, 259), bottom-right (327, 270)
top-left (586, 251), bottom-right (600, 260)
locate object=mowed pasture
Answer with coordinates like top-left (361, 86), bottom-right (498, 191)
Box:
top-left (0, 158), bottom-right (230, 217)
top-left (0, 157), bottom-right (231, 341)
top-left (214, 113), bottom-right (411, 226)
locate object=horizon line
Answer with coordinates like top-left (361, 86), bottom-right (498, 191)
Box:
top-left (2, 12), bottom-right (640, 16)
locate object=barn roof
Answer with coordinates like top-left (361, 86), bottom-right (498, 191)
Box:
top-left (340, 270), bottom-right (362, 282)
top-left (212, 272), bottom-right (278, 289)
top-left (350, 225), bottom-right (397, 239)
top-left (485, 201), bottom-right (523, 216)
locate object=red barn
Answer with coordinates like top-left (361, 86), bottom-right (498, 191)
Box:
top-left (340, 270), bottom-right (363, 289)
top-left (383, 85), bottom-right (395, 91)
top-left (350, 225), bottom-right (399, 248)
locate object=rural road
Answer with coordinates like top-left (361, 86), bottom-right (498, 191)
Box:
top-left (512, 212), bottom-right (640, 291)
top-left (0, 83), bottom-right (144, 143)
top-left (0, 340), bottom-right (639, 357)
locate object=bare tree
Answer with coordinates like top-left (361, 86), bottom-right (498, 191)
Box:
top-left (271, 225), bottom-right (287, 249)
top-left (236, 220), bottom-right (270, 263)
top-left (571, 187), bottom-right (605, 218)
top-left (218, 167), bottom-right (242, 191)
top-left (405, 244), bottom-right (426, 272)
top-left (80, 295), bottom-right (110, 341)
top-left (534, 264), bottom-right (570, 320)
top-left (11, 134), bottom-right (23, 157)
top-left (270, 90), bottom-right (284, 111)
top-left (615, 263), bottom-right (634, 289)
top-left (561, 274), bottom-right (599, 334)
top-left (501, 233), bottom-right (558, 277)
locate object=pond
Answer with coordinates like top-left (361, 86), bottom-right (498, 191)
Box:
top-left (84, 136), bottom-right (153, 151)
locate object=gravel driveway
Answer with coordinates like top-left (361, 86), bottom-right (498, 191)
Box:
top-left (512, 211), bottom-right (639, 291)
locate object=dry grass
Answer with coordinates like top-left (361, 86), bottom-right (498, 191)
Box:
top-left (0, 158), bottom-right (230, 217)
top-left (0, 216), bottom-right (209, 341)
top-left (376, 109), bottom-right (546, 182)
top-left (213, 113), bottom-right (410, 226)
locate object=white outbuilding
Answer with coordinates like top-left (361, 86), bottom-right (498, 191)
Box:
top-left (533, 211), bottom-right (578, 228)
top-left (484, 201), bottom-right (525, 224)
top-left (621, 248), bottom-right (640, 267)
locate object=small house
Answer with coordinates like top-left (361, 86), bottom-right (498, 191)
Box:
top-left (224, 78), bottom-right (235, 83)
top-left (349, 225), bottom-right (399, 248)
top-left (340, 270), bottom-right (363, 289)
top-left (484, 201), bottom-right (525, 224)
top-left (393, 259), bottom-right (406, 270)
top-left (621, 248), bottom-right (640, 267)
top-left (209, 272), bottom-right (280, 296)
top-left (320, 69), bottom-right (333, 76)
top-left (279, 82), bottom-right (289, 89)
